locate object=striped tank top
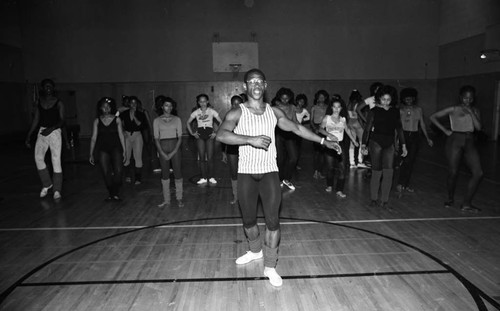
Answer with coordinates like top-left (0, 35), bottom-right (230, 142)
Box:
top-left (234, 103), bottom-right (278, 174)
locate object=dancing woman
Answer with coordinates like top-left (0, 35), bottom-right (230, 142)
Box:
top-left (25, 79), bottom-right (65, 200)
top-left (319, 97), bottom-right (358, 197)
top-left (361, 85), bottom-right (407, 208)
top-left (222, 95), bottom-right (243, 204)
top-left (310, 90), bottom-right (329, 179)
top-left (89, 97), bottom-right (126, 201)
top-left (121, 96), bottom-right (147, 184)
top-left (153, 96), bottom-right (184, 208)
top-left (186, 94), bottom-right (222, 185)
top-left (346, 89), bottom-right (366, 168)
top-left (396, 87), bottom-right (433, 193)
top-left (429, 85), bottom-right (483, 212)
top-left (273, 87), bottom-right (299, 190)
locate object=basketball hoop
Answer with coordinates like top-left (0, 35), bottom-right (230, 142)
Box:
top-left (229, 63), bottom-right (241, 80)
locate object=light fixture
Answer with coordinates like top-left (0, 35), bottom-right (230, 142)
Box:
top-left (480, 49), bottom-right (500, 60)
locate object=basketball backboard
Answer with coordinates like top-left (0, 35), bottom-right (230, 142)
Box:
top-left (212, 42), bottom-right (259, 73)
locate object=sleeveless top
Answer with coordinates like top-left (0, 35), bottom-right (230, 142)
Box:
top-left (449, 106), bottom-right (474, 133)
top-left (234, 103), bottom-right (278, 174)
top-left (348, 103), bottom-right (359, 120)
top-left (39, 100), bottom-right (61, 128)
top-left (96, 117), bottom-right (122, 152)
top-left (400, 106), bottom-right (422, 132)
top-left (324, 116), bottom-right (346, 142)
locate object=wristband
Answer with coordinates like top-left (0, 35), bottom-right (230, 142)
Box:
top-left (320, 138), bottom-right (325, 145)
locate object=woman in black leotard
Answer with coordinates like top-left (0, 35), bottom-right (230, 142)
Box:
top-left (430, 85), bottom-right (483, 212)
top-left (89, 97), bottom-right (126, 201)
top-left (361, 85), bottom-right (408, 208)
top-left (25, 79), bottom-right (65, 200)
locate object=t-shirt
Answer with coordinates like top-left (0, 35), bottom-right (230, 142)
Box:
top-left (190, 107), bottom-right (220, 128)
top-left (296, 108), bottom-right (311, 124)
top-left (153, 115), bottom-right (182, 139)
top-left (324, 116), bottom-right (346, 142)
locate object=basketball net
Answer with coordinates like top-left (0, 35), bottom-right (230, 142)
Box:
top-left (230, 64), bottom-right (241, 80)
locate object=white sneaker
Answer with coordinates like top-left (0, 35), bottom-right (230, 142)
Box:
top-left (197, 178), bottom-right (208, 185)
top-left (357, 163), bottom-right (369, 169)
top-left (264, 267), bottom-right (283, 287)
top-left (40, 185), bottom-right (53, 198)
top-left (336, 191), bottom-right (346, 198)
top-left (208, 178), bottom-right (217, 184)
top-left (282, 180), bottom-right (295, 190)
top-left (325, 186), bottom-right (332, 193)
top-left (53, 191), bottom-right (61, 200)
top-left (235, 250), bottom-right (263, 265)
top-left (158, 201), bottom-right (170, 208)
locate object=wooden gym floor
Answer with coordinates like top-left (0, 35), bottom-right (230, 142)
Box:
top-left (0, 136), bottom-right (499, 310)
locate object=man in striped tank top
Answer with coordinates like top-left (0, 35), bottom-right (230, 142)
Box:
top-left (216, 69), bottom-right (341, 287)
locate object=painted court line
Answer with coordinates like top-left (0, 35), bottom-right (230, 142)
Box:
top-left (1, 216), bottom-right (500, 231)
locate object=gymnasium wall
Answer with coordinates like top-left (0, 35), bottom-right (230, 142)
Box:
top-left (19, 0), bottom-right (439, 82)
top-left (437, 0), bottom-right (500, 139)
top-left (1, 0), bottom-right (499, 139)
top-left (7, 0), bottom-right (441, 136)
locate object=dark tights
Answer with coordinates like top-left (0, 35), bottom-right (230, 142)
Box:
top-left (276, 132), bottom-right (298, 181)
top-left (238, 172), bottom-right (281, 267)
top-left (325, 141), bottom-right (349, 191)
top-left (228, 154), bottom-right (238, 180)
top-left (98, 148), bottom-right (123, 197)
top-left (369, 140), bottom-right (395, 202)
top-left (445, 132), bottom-right (483, 205)
top-left (398, 131), bottom-right (420, 187)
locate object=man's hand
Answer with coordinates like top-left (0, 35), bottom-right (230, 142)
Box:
top-left (360, 144), bottom-right (369, 155)
top-left (249, 135), bottom-right (272, 150)
top-left (324, 140), bottom-right (342, 154)
top-left (401, 144), bottom-right (408, 157)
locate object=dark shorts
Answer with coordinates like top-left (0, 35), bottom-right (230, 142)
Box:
top-left (197, 127), bottom-right (214, 140)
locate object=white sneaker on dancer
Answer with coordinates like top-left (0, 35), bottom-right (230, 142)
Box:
top-left (264, 267), bottom-right (283, 287)
top-left (282, 180), bottom-right (295, 190)
top-left (235, 250), bottom-right (263, 265)
top-left (40, 185), bottom-right (53, 198)
top-left (53, 191), bottom-right (61, 200)
top-left (357, 162), bottom-right (369, 169)
top-left (208, 178), bottom-right (217, 184)
top-left (197, 178), bottom-right (208, 185)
